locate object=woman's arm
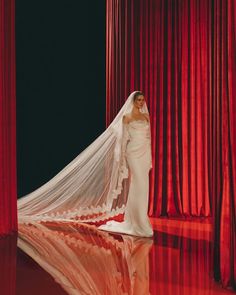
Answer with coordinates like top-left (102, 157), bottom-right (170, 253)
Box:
top-left (143, 113), bottom-right (150, 122)
top-left (123, 115), bottom-right (130, 124)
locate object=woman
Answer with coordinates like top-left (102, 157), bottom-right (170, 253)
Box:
top-left (98, 92), bottom-right (153, 237)
top-left (18, 91), bottom-right (153, 238)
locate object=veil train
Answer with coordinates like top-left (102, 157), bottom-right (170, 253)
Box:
top-left (18, 91), bottom-right (149, 225)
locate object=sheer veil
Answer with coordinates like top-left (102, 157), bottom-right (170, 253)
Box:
top-left (18, 91), bottom-right (150, 224)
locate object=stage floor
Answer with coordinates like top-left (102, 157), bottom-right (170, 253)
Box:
top-left (1, 218), bottom-right (234, 295)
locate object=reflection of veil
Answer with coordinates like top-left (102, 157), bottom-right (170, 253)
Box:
top-left (18, 222), bottom-right (153, 295)
top-left (18, 91), bottom-right (149, 224)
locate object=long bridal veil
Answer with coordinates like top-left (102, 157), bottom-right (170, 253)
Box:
top-left (18, 91), bottom-right (150, 224)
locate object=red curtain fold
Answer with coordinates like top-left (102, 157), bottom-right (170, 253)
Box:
top-left (106, 0), bottom-right (236, 288)
top-left (213, 0), bottom-right (236, 289)
top-left (0, 0), bottom-right (17, 235)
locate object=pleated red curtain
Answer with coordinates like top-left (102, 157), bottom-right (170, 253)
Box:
top-left (106, 0), bottom-right (236, 288)
top-left (106, 0), bottom-right (212, 218)
top-left (0, 0), bottom-right (17, 235)
top-left (212, 0), bottom-right (236, 289)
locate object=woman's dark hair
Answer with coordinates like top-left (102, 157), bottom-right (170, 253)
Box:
top-left (133, 91), bottom-right (145, 101)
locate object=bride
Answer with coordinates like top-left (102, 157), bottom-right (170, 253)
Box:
top-left (17, 91), bottom-right (153, 238)
top-left (98, 91), bottom-right (153, 237)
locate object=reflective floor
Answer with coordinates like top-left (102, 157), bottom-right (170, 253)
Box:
top-left (0, 218), bottom-right (235, 295)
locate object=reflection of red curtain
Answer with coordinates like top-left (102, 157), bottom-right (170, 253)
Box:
top-left (106, 0), bottom-right (236, 288)
top-left (150, 231), bottom-right (213, 294)
top-left (0, 235), bottom-right (17, 295)
top-left (0, 0), bottom-right (17, 235)
top-left (213, 0), bottom-right (236, 289)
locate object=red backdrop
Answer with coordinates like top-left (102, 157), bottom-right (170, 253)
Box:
top-left (0, 0), bottom-right (17, 235)
top-left (212, 0), bottom-right (236, 289)
top-left (106, 0), bottom-right (236, 288)
top-left (106, 0), bottom-right (213, 217)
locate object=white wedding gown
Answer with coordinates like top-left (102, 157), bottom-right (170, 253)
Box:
top-left (98, 119), bottom-right (153, 237)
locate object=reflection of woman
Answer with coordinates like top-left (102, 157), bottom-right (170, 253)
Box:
top-left (98, 92), bottom-right (153, 237)
top-left (17, 91), bottom-right (153, 238)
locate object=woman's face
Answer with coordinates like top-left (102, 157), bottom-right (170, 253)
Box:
top-left (134, 95), bottom-right (145, 109)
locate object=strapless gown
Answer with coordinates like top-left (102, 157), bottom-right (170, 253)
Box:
top-left (98, 119), bottom-right (153, 237)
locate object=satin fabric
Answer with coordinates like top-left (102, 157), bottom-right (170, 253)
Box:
top-left (99, 120), bottom-right (153, 237)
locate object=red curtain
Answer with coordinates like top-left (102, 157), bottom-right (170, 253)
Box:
top-left (0, 0), bottom-right (17, 235)
top-left (213, 0), bottom-right (236, 289)
top-left (106, 0), bottom-right (236, 288)
top-left (106, 0), bottom-right (213, 217)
